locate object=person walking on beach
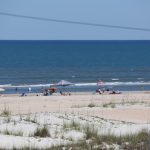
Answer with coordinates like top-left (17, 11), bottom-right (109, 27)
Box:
top-left (28, 87), bottom-right (32, 92)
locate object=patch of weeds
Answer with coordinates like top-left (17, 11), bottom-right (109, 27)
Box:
top-left (102, 102), bottom-right (116, 108)
top-left (54, 126), bottom-right (59, 138)
top-left (34, 125), bottom-right (50, 137)
top-left (13, 120), bottom-right (16, 125)
top-left (19, 114), bottom-right (23, 121)
top-left (88, 103), bottom-right (95, 108)
top-left (12, 147), bottom-right (35, 150)
top-left (32, 115), bottom-right (38, 123)
top-left (24, 113), bottom-right (31, 122)
top-left (83, 124), bottom-right (98, 140)
top-left (63, 120), bottom-right (80, 131)
top-left (3, 129), bottom-right (23, 136)
top-left (5, 116), bottom-right (11, 123)
top-left (3, 129), bottom-right (11, 135)
top-left (102, 103), bottom-right (108, 108)
top-left (2, 129), bottom-right (150, 149)
top-left (1, 108), bottom-right (11, 116)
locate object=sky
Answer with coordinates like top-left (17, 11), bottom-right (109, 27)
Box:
top-left (0, 0), bottom-right (150, 40)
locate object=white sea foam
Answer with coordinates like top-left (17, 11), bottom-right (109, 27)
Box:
top-left (7, 84), bottom-right (53, 88)
top-left (137, 78), bottom-right (144, 80)
top-left (75, 81), bottom-right (150, 86)
top-left (3, 81), bottom-right (150, 89)
top-left (0, 84), bottom-right (12, 88)
top-left (111, 78), bottom-right (119, 81)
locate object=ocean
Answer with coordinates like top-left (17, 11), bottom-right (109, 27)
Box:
top-left (0, 40), bottom-right (150, 93)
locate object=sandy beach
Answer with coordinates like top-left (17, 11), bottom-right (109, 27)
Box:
top-left (1, 92), bottom-right (150, 149)
top-left (1, 92), bottom-right (150, 123)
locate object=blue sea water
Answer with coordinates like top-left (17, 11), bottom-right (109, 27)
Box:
top-left (0, 40), bottom-right (150, 92)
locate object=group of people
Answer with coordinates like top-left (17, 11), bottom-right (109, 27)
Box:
top-left (43, 89), bottom-right (71, 96)
top-left (18, 86), bottom-right (71, 97)
top-left (96, 87), bottom-right (121, 95)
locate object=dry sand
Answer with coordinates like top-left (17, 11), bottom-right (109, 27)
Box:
top-left (1, 92), bottom-right (150, 123)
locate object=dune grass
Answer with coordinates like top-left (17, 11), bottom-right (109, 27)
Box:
top-left (34, 125), bottom-right (50, 137)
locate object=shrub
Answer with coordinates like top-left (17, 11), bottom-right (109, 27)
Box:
top-left (63, 120), bottom-right (80, 131)
top-left (34, 125), bottom-right (50, 137)
top-left (88, 103), bottom-right (95, 108)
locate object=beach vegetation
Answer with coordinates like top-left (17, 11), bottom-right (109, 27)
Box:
top-left (63, 120), bottom-right (80, 131)
top-left (102, 103), bottom-right (108, 108)
top-left (88, 103), bottom-right (96, 108)
top-left (2, 129), bottom-right (23, 136)
top-left (23, 114), bottom-right (38, 124)
top-left (36, 129), bottom-right (149, 149)
top-left (24, 113), bottom-right (31, 122)
top-left (83, 124), bottom-right (99, 140)
top-left (0, 113), bottom-right (149, 149)
top-left (34, 125), bottom-right (50, 137)
top-left (19, 114), bottom-right (23, 121)
top-left (5, 116), bottom-right (11, 123)
top-left (1, 108), bottom-right (11, 116)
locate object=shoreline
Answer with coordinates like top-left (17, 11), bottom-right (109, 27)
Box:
top-left (1, 90), bottom-right (150, 97)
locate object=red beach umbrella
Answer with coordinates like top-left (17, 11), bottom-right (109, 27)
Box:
top-left (49, 87), bottom-right (58, 90)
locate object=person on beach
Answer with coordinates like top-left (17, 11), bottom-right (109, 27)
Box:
top-left (96, 88), bottom-right (102, 94)
top-left (15, 87), bottom-right (18, 92)
top-left (28, 87), bottom-right (32, 92)
top-left (43, 89), bottom-right (49, 96)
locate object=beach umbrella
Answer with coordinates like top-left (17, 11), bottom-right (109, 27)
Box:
top-left (56, 80), bottom-right (74, 93)
top-left (0, 88), bottom-right (5, 92)
top-left (56, 80), bottom-right (74, 87)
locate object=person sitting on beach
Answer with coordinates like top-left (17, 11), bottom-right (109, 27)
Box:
top-left (96, 88), bottom-right (102, 94)
top-left (109, 90), bottom-right (121, 94)
top-left (20, 93), bottom-right (27, 97)
top-left (67, 92), bottom-right (71, 96)
top-left (106, 88), bottom-right (110, 91)
top-left (15, 87), bottom-right (18, 92)
top-left (28, 87), bottom-right (32, 93)
top-left (43, 89), bottom-right (49, 96)
top-left (60, 91), bottom-right (67, 96)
